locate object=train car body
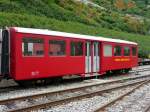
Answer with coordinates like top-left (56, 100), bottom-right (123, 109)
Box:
top-left (0, 27), bottom-right (138, 81)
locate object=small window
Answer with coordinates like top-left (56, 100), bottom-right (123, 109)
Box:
top-left (132, 47), bottom-right (137, 56)
top-left (124, 47), bottom-right (130, 56)
top-left (71, 41), bottom-right (83, 56)
top-left (49, 40), bottom-right (66, 56)
top-left (22, 38), bottom-right (44, 56)
top-left (114, 46), bottom-right (122, 56)
top-left (104, 45), bottom-right (112, 57)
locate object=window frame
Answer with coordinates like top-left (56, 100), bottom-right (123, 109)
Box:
top-left (113, 45), bottom-right (122, 57)
top-left (103, 44), bottom-right (112, 57)
top-left (132, 46), bottom-right (137, 56)
top-left (48, 39), bottom-right (67, 57)
top-left (123, 46), bottom-right (130, 56)
top-left (22, 37), bottom-right (45, 57)
top-left (70, 40), bottom-right (84, 57)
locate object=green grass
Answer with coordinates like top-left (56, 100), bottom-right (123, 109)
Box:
top-left (0, 12), bottom-right (150, 56)
top-left (0, 0), bottom-right (150, 58)
top-left (0, 0), bottom-right (150, 35)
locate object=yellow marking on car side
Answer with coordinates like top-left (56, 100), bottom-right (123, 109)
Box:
top-left (114, 58), bottom-right (130, 62)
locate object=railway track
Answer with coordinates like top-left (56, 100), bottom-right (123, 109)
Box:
top-left (0, 86), bottom-right (22, 93)
top-left (131, 67), bottom-right (150, 73)
top-left (144, 104), bottom-right (150, 112)
top-left (0, 66), bottom-right (150, 94)
top-left (0, 74), bottom-right (149, 112)
top-left (94, 80), bottom-right (150, 112)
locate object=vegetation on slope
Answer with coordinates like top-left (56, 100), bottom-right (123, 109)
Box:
top-left (0, 0), bottom-right (150, 34)
top-left (0, 0), bottom-right (150, 57)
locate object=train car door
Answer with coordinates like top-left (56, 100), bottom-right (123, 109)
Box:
top-left (85, 41), bottom-right (100, 74)
top-left (93, 42), bottom-right (100, 72)
top-left (85, 42), bottom-right (91, 73)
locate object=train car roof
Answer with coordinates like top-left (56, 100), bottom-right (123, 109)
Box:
top-left (12, 27), bottom-right (137, 45)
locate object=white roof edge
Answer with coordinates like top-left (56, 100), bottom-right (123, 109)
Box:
top-left (12, 27), bottom-right (137, 45)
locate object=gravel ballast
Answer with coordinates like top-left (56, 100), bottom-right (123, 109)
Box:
top-left (106, 82), bottom-right (150, 112)
top-left (39, 82), bottom-right (150, 112)
top-left (0, 71), bottom-right (150, 101)
top-left (0, 65), bottom-right (150, 112)
top-left (39, 87), bottom-right (134, 112)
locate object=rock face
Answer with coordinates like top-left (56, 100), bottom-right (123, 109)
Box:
top-left (74, 0), bottom-right (106, 10)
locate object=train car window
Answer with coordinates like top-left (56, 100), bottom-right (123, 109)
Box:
top-left (71, 41), bottom-right (83, 56)
top-left (124, 47), bottom-right (130, 56)
top-left (104, 45), bottom-right (112, 57)
top-left (85, 43), bottom-right (91, 56)
top-left (132, 47), bottom-right (137, 56)
top-left (49, 40), bottom-right (66, 56)
top-left (22, 38), bottom-right (44, 56)
top-left (114, 46), bottom-right (122, 56)
top-left (94, 43), bottom-right (100, 56)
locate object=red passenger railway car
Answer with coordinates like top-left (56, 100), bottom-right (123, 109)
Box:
top-left (0, 27), bottom-right (138, 84)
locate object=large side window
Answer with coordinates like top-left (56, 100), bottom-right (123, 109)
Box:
top-left (132, 47), bottom-right (137, 56)
top-left (22, 38), bottom-right (44, 56)
top-left (124, 46), bottom-right (130, 56)
top-left (114, 46), bottom-right (122, 56)
top-left (104, 44), bottom-right (112, 57)
top-left (49, 40), bottom-right (66, 56)
top-left (71, 41), bottom-right (83, 56)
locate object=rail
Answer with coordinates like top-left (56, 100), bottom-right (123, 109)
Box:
top-left (6, 77), bottom-right (150, 112)
top-left (94, 80), bottom-right (150, 112)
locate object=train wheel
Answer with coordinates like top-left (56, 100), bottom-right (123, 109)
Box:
top-left (16, 77), bottom-right (63, 87)
top-left (43, 78), bottom-right (53, 85)
top-left (16, 80), bottom-right (36, 87)
top-left (112, 70), bottom-right (122, 74)
top-left (52, 77), bottom-right (63, 84)
top-left (17, 79), bottom-right (46, 87)
top-left (35, 79), bottom-right (45, 86)
top-left (106, 71), bottom-right (112, 75)
top-left (124, 68), bottom-right (131, 73)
